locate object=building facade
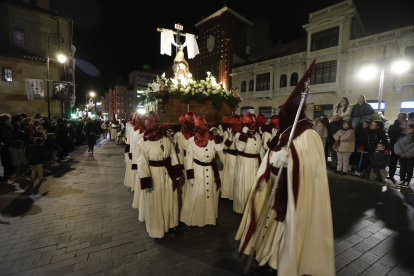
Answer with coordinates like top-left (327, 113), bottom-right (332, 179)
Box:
top-left (0, 0), bottom-right (75, 117)
top-left (231, 0), bottom-right (414, 120)
top-left (103, 77), bottom-right (136, 119)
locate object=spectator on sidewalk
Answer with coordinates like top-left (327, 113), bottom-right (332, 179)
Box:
top-left (351, 95), bottom-right (375, 129)
top-left (394, 123), bottom-right (414, 187)
top-left (388, 113), bottom-right (407, 180)
top-left (365, 120), bottom-right (389, 155)
top-left (333, 120), bottom-right (355, 175)
top-left (316, 119), bottom-right (328, 148)
top-left (26, 137), bottom-right (49, 182)
top-left (55, 118), bottom-right (70, 161)
top-left (0, 113), bottom-right (16, 178)
top-left (83, 118), bottom-right (100, 153)
top-left (328, 115), bottom-right (343, 170)
top-left (8, 140), bottom-right (27, 179)
top-left (366, 142), bottom-right (391, 182)
top-left (46, 133), bottom-right (61, 165)
top-left (333, 97), bottom-right (353, 121)
top-left (101, 120), bottom-right (109, 139)
top-left (21, 117), bottom-right (35, 139)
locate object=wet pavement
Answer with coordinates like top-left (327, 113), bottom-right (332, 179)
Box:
top-left (0, 140), bottom-right (413, 276)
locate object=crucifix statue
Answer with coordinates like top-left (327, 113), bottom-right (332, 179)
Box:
top-left (200, 107), bottom-right (208, 118)
top-left (157, 24), bottom-right (200, 80)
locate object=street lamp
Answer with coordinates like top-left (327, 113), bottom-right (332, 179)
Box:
top-left (46, 33), bottom-right (66, 120)
top-left (359, 45), bottom-right (411, 111)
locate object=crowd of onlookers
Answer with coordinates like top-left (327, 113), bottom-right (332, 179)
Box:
top-left (0, 113), bottom-right (109, 182)
top-left (314, 95), bottom-right (414, 187)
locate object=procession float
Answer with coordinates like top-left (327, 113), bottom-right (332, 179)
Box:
top-left (138, 24), bottom-right (242, 125)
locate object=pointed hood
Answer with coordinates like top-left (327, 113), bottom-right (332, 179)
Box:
top-left (279, 59), bottom-right (316, 133)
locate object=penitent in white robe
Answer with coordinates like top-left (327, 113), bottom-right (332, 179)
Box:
top-left (136, 136), bottom-right (180, 238)
top-left (221, 133), bottom-right (237, 200)
top-left (174, 131), bottom-right (189, 202)
top-left (130, 129), bottom-right (144, 209)
top-left (236, 129), bottom-right (335, 276)
top-left (124, 123), bottom-right (134, 189)
top-left (180, 137), bottom-right (223, 227)
top-left (109, 123), bottom-right (119, 140)
top-left (233, 132), bottom-right (263, 214)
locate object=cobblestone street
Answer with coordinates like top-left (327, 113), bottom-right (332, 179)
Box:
top-left (0, 140), bottom-right (414, 276)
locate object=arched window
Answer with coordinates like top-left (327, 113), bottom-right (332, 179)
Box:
top-left (249, 80), bottom-right (254, 91)
top-left (290, 72), bottom-right (298, 86)
top-left (280, 74), bottom-right (287, 88)
top-left (241, 81), bottom-right (246, 92)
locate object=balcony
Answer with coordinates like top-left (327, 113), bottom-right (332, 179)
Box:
top-left (349, 25), bottom-right (414, 49)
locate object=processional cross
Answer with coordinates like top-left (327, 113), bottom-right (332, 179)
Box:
top-left (157, 23), bottom-right (198, 47)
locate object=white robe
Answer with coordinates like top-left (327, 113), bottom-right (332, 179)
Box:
top-left (180, 136), bottom-right (223, 227)
top-left (174, 131), bottom-right (189, 202)
top-left (233, 132), bottom-right (263, 214)
top-left (124, 123), bottom-right (134, 190)
top-left (131, 129), bottom-right (145, 209)
top-left (237, 129), bottom-right (335, 276)
top-left (136, 136), bottom-right (180, 238)
top-left (109, 123), bottom-right (119, 140)
top-left (221, 133), bottom-right (237, 200)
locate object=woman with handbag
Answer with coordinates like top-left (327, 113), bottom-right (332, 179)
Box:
top-left (333, 120), bottom-right (355, 175)
top-left (83, 118), bottom-right (100, 154)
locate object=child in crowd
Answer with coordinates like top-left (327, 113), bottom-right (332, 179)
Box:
top-left (394, 123), bottom-right (414, 187)
top-left (8, 140), bottom-right (27, 179)
top-left (26, 137), bottom-right (49, 182)
top-left (366, 142), bottom-right (391, 182)
top-left (316, 119), bottom-right (328, 148)
top-left (46, 133), bottom-right (61, 166)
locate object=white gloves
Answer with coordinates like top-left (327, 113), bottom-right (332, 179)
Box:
top-left (279, 148), bottom-right (290, 164)
top-left (218, 125), bottom-right (224, 136)
top-left (269, 148), bottom-right (290, 168)
top-left (242, 126), bottom-right (249, 134)
top-left (227, 128), bottom-right (233, 139)
top-left (188, 179), bottom-right (195, 187)
top-left (176, 176), bottom-right (180, 181)
top-left (271, 128), bottom-right (278, 138)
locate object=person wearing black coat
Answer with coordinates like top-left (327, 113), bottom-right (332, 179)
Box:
top-left (366, 143), bottom-right (391, 182)
top-left (351, 95), bottom-right (375, 129)
top-left (25, 137), bottom-right (50, 182)
top-left (55, 118), bottom-right (70, 161)
top-left (387, 113), bottom-right (407, 180)
top-left (327, 115), bottom-right (343, 170)
top-left (83, 118), bottom-right (100, 153)
top-left (0, 113), bottom-right (16, 177)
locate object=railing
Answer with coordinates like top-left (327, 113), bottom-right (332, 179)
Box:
top-left (350, 25), bottom-right (414, 48)
top-left (309, 0), bottom-right (351, 22)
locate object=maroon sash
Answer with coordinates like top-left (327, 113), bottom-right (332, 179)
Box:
top-left (148, 156), bottom-right (182, 191)
top-left (194, 159), bottom-right (221, 191)
top-left (238, 152), bottom-right (261, 165)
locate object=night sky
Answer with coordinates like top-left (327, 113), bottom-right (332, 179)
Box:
top-left (54, 0), bottom-right (414, 106)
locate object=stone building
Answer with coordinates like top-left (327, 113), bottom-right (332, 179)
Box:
top-left (192, 5), bottom-right (271, 90)
top-left (0, 0), bottom-right (75, 117)
top-left (103, 77), bottom-right (136, 119)
top-left (231, 0), bottom-right (414, 120)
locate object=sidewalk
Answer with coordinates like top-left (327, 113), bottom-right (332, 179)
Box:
top-left (0, 140), bottom-right (413, 276)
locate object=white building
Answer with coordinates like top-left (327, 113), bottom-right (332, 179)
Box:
top-left (231, 0), bottom-right (414, 120)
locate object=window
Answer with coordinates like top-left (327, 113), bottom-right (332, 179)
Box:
top-left (241, 81), bottom-right (246, 92)
top-left (290, 73), bottom-right (298, 86)
top-left (401, 101), bottom-right (414, 113)
top-left (241, 106), bottom-right (254, 115)
top-left (311, 27), bottom-right (339, 52)
top-left (313, 104), bottom-right (334, 119)
top-left (405, 46), bottom-right (414, 73)
top-left (249, 80), bottom-right (254, 91)
top-left (367, 100), bottom-right (385, 113)
top-left (311, 61), bottom-right (337, 84)
top-left (280, 74), bottom-right (287, 88)
top-left (259, 106), bottom-right (272, 119)
top-left (256, 73), bottom-right (270, 91)
top-left (13, 29), bottom-right (24, 45)
top-left (2, 67), bottom-right (12, 81)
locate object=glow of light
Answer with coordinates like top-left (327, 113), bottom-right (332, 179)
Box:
top-left (211, 77), bottom-right (217, 86)
top-left (181, 78), bottom-right (188, 86)
top-left (89, 91), bottom-right (95, 97)
top-left (188, 74), bottom-right (192, 78)
top-left (171, 79), bottom-right (178, 85)
top-left (57, 53), bottom-right (66, 63)
top-left (137, 108), bottom-right (146, 114)
top-left (392, 60), bottom-right (410, 74)
top-left (359, 66), bottom-right (376, 80)
top-left (97, 102), bottom-right (101, 105)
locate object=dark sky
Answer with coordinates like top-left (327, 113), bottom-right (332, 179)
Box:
top-left (54, 0), bottom-right (414, 106)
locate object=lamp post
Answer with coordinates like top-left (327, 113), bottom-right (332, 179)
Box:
top-left (89, 91), bottom-right (96, 115)
top-left (46, 33), bottom-right (66, 120)
top-left (359, 45), bottom-right (411, 112)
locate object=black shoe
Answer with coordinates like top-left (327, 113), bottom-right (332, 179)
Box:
top-left (170, 227), bottom-right (183, 236)
top-left (341, 172), bottom-right (347, 175)
top-left (334, 170), bottom-right (341, 174)
top-left (399, 181), bottom-right (406, 186)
